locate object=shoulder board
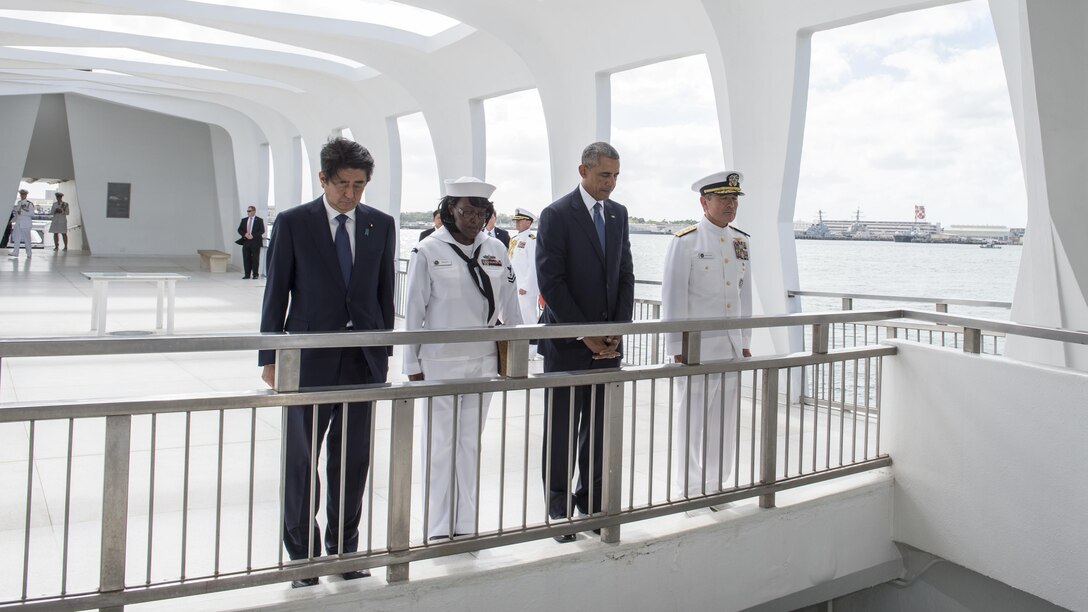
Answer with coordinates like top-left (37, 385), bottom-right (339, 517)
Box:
top-left (411, 247), bottom-right (418, 254)
top-left (730, 226), bottom-right (750, 237)
top-left (528, 233), bottom-right (535, 239)
top-left (674, 224), bottom-right (698, 238)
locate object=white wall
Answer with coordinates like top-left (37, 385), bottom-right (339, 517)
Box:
top-left (65, 94), bottom-right (222, 256)
top-left (208, 475), bottom-right (899, 612)
top-left (884, 340), bottom-right (1088, 611)
top-left (0, 96), bottom-right (39, 198)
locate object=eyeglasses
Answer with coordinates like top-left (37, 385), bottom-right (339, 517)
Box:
top-left (454, 207), bottom-right (490, 221)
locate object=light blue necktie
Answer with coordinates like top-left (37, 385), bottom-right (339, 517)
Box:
top-left (335, 214), bottom-right (352, 286)
top-left (593, 202), bottom-right (606, 251)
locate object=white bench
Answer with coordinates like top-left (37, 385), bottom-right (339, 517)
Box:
top-left (82, 272), bottom-right (190, 335)
top-left (197, 249), bottom-right (230, 273)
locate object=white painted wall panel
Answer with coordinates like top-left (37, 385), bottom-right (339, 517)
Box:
top-left (884, 340), bottom-right (1088, 611)
top-left (65, 94), bottom-right (220, 256)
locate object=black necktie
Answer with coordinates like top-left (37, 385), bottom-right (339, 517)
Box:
top-left (448, 242), bottom-right (496, 322)
top-left (593, 202), bottom-right (606, 250)
top-left (335, 214), bottom-right (352, 286)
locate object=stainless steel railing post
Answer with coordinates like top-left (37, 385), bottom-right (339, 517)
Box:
top-left (681, 330), bottom-right (701, 365)
top-left (505, 339), bottom-right (530, 378)
top-left (274, 349), bottom-right (301, 392)
top-left (100, 414), bottom-right (132, 612)
top-left (601, 381), bottom-right (625, 544)
top-left (759, 368), bottom-right (780, 509)
top-left (811, 324), bottom-right (829, 355)
top-left (387, 398), bottom-right (415, 582)
top-left (963, 327), bottom-right (982, 354)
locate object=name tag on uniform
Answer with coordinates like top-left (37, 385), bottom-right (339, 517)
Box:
top-left (733, 238), bottom-right (749, 261)
top-left (432, 259), bottom-right (453, 267)
top-left (696, 252), bottom-right (714, 259)
top-left (480, 254), bottom-right (503, 267)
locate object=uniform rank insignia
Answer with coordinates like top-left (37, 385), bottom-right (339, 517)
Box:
top-left (480, 254), bottom-right (503, 267)
top-left (733, 238), bottom-right (749, 260)
top-left (506, 266), bottom-right (516, 283)
top-left (432, 259), bottom-right (452, 267)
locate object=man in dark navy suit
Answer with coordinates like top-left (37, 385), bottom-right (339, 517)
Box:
top-left (259, 137), bottom-right (396, 586)
top-left (236, 205), bottom-right (265, 279)
top-left (485, 211), bottom-right (511, 248)
top-left (535, 142), bottom-right (634, 541)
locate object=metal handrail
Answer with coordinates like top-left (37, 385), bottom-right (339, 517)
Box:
top-left (2, 309), bottom-right (1081, 361)
top-left (2, 310), bottom-right (1084, 610)
top-left (0, 310), bottom-right (904, 359)
top-left (788, 289), bottom-right (1012, 309)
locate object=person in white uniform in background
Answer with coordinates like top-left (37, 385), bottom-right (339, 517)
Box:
top-left (8, 188), bottom-right (35, 258)
top-left (661, 170), bottom-right (752, 504)
top-left (403, 176), bottom-right (523, 540)
top-left (508, 207), bottom-right (541, 333)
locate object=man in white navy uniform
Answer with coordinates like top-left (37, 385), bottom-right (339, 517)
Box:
top-left (508, 207), bottom-right (541, 328)
top-left (661, 170), bottom-right (752, 503)
top-left (8, 188), bottom-right (34, 258)
top-left (403, 176), bottom-right (522, 540)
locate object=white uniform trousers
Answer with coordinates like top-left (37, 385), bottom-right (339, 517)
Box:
top-left (673, 368), bottom-right (740, 497)
top-left (8, 226), bottom-right (32, 257)
top-left (419, 355), bottom-right (496, 539)
top-left (516, 291), bottom-right (539, 327)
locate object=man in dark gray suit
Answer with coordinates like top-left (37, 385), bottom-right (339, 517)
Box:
top-left (260, 137), bottom-right (396, 586)
top-left (535, 142), bottom-right (634, 541)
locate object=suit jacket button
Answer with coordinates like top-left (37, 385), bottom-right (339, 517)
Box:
top-left (346, 297), bottom-right (352, 304)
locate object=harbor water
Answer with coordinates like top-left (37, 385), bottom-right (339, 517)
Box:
top-left (399, 229), bottom-right (1021, 319)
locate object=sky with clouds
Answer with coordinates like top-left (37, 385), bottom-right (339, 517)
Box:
top-left (398, 0), bottom-right (1024, 229)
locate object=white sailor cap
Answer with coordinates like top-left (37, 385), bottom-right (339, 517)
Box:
top-left (444, 176), bottom-right (496, 199)
top-left (692, 171), bottom-right (744, 196)
top-left (512, 207), bottom-right (536, 222)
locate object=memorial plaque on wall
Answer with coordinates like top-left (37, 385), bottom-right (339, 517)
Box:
top-left (106, 182), bottom-right (131, 219)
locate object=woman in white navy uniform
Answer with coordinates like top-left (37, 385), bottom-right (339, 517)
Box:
top-left (403, 176), bottom-right (523, 540)
top-left (661, 171), bottom-right (752, 500)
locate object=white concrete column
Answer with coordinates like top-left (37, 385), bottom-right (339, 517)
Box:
top-left (991, 0), bottom-right (1088, 369)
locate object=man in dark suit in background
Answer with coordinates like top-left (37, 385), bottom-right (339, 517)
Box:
top-left (535, 142), bottom-right (634, 541)
top-left (485, 210), bottom-right (511, 248)
top-left (259, 137), bottom-right (396, 587)
top-left (237, 205), bottom-right (265, 279)
top-left (418, 208), bottom-right (441, 241)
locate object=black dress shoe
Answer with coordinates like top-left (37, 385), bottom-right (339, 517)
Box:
top-left (341, 569), bottom-right (371, 580)
top-left (553, 533), bottom-right (577, 543)
top-left (242, 275), bottom-right (250, 279)
top-left (290, 577), bottom-right (319, 588)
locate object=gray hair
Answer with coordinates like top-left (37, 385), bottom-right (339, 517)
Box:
top-left (581, 141), bottom-right (619, 167)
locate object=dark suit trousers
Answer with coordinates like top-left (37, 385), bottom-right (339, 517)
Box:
top-left (282, 348), bottom-right (373, 560)
top-left (542, 358), bottom-right (617, 519)
top-left (0, 212), bottom-right (13, 249)
top-left (241, 240), bottom-right (261, 277)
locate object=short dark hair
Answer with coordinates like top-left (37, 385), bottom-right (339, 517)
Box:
top-left (581, 141), bottom-right (619, 167)
top-left (438, 195), bottom-right (494, 228)
top-left (320, 137), bottom-right (375, 181)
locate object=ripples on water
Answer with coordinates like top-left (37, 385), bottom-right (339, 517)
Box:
top-left (399, 230), bottom-right (1021, 319)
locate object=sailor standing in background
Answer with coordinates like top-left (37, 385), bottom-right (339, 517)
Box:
top-left (403, 176), bottom-right (522, 540)
top-left (8, 189), bottom-right (35, 258)
top-left (508, 207), bottom-right (541, 328)
top-left (49, 192), bottom-right (70, 251)
top-left (661, 171), bottom-right (752, 503)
